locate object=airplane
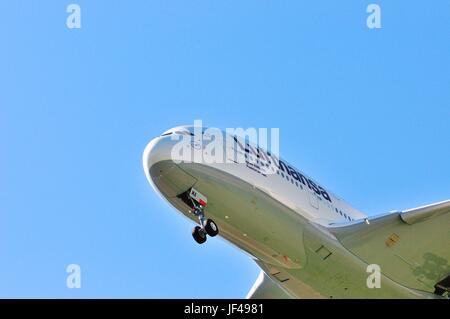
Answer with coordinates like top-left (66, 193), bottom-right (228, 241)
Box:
top-left (143, 125), bottom-right (450, 299)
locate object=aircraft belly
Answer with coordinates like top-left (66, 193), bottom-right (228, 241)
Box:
top-left (176, 162), bottom-right (309, 270)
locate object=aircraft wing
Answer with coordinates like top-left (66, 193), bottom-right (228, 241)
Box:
top-left (246, 271), bottom-right (293, 299)
top-left (329, 199), bottom-right (450, 296)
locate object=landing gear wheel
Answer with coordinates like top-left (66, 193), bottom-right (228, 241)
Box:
top-left (192, 226), bottom-right (207, 244)
top-left (203, 219), bottom-right (219, 237)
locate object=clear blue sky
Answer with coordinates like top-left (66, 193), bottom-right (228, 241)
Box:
top-left (0, 1), bottom-right (449, 298)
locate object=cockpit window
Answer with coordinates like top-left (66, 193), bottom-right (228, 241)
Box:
top-left (175, 131), bottom-right (195, 136)
top-left (161, 130), bottom-right (196, 137)
top-left (161, 126), bottom-right (205, 137)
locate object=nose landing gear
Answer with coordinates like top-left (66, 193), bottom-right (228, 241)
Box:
top-left (191, 206), bottom-right (220, 244)
top-left (189, 188), bottom-right (219, 244)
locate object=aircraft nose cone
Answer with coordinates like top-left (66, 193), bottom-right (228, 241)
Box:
top-left (142, 137), bottom-right (163, 183)
top-left (142, 135), bottom-right (197, 198)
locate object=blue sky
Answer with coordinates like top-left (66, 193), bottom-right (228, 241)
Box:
top-left (0, 1), bottom-right (449, 298)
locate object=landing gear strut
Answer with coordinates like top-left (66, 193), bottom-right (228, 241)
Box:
top-left (189, 188), bottom-right (219, 244)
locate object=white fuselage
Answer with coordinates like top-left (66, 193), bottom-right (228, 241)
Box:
top-left (143, 126), bottom-right (432, 299)
top-left (145, 128), bottom-right (365, 226)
